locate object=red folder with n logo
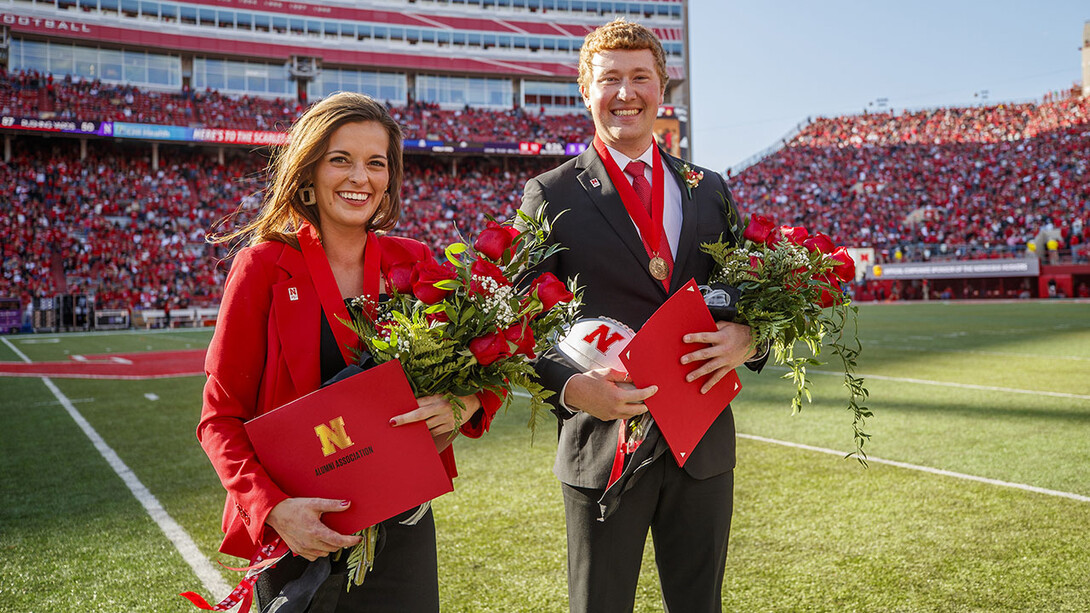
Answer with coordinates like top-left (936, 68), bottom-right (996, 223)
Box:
top-left (244, 360), bottom-right (452, 534)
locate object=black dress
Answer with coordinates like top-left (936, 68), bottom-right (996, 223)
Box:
top-left (254, 306), bottom-right (441, 613)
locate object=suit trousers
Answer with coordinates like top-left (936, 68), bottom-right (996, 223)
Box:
top-left (561, 454), bottom-right (734, 613)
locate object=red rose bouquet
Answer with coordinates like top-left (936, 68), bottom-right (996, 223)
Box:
top-left (330, 212), bottom-right (579, 588)
top-left (701, 210), bottom-right (872, 461)
top-left (345, 212), bottom-right (580, 428)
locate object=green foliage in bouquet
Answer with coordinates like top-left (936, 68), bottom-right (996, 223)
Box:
top-left (702, 200), bottom-right (871, 462)
top-left (334, 209), bottom-right (580, 588)
top-left (344, 207), bottom-right (581, 432)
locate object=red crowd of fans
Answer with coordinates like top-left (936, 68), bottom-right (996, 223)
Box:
top-left (5, 70), bottom-right (1089, 312)
top-left (731, 90), bottom-right (1090, 265)
top-left (393, 102), bottom-right (594, 143)
top-left (792, 95), bottom-right (1089, 148)
top-left (1, 139), bottom-right (559, 310)
top-left (2, 69), bottom-right (594, 142)
top-left (1, 141), bottom-right (267, 310)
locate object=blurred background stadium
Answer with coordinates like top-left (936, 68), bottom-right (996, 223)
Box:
top-left (2, 0), bottom-right (1087, 332)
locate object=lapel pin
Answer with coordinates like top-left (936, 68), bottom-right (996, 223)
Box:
top-left (288, 287), bottom-right (299, 302)
top-left (590, 177), bottom-right (601, 188)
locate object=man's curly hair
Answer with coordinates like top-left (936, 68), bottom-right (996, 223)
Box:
top-left (577, 18), bottom-right (669, 93)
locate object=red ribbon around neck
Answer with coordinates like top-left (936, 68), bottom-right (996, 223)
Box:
top-left (297, 222), bottom-right (381, 365)
top-left (593, 135), bottom-right (669, 281)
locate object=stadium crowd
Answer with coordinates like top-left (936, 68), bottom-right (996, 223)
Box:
top-left (1, 139), bottom-right (558, 310)
top-left (731, 90), bottom-right (1090, 264)
top-left (1, 69), bottom-right (595, 142)
top-left (1, 141), bottom-right (266, 310)
top-left (4, 71), bottom-right (1089, 312)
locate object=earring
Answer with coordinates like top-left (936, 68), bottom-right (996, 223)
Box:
top-left (298, 185), bottom-right (316, 206)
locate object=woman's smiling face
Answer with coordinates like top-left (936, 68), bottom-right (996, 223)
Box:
top-left (312, 120), bottom-right (391, 235)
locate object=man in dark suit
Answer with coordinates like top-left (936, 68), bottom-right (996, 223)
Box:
top-left (519, 18), bottom-right (766, 613)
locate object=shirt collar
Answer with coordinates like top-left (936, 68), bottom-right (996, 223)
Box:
top-left (603, 141), bottom-right (656, 173)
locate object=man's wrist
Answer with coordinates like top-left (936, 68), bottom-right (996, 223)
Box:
top-left (559, 373), bottom-right (581, 414)
top-left (746, 340), bottom-right (771, 363)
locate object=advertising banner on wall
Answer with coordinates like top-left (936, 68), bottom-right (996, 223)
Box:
top-left (3, 115), bottom-right (586, 156)
top-left (871, 258), bottom-right (1040, 280)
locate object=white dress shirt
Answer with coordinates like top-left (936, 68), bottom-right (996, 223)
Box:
top-left (603, 141), bottom-right (683, 259)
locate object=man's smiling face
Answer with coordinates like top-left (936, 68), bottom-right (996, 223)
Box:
top-left (581, 48), bottom-right (665, 158)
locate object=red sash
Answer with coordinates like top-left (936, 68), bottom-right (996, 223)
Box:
top-left (297, 222), bottom-right (381, 365)
top-left (593, 136), bottom-right (670, 289)
top-left (594, 138), bottom-right (667, 483)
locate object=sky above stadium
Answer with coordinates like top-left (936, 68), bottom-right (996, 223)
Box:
top-left (687, 0), bottom-right (1090, 173)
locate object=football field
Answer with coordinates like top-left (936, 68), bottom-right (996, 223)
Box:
top-left (1, 300), bottom-right (1088, 612)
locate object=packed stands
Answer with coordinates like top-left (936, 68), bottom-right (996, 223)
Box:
top-left (730, 89), bottom-right (1090, 265)
top-left (5, 69), bottom-right (1089, 314)
top-left (1, 139), bottom-right (266, 311)
top-left (1, 138), bottom-right (554, 311)
top-left (2, 69), bottom-right (595, 142)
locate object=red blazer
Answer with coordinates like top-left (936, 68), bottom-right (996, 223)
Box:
top-left (198, 234), bottom-right (500, 559)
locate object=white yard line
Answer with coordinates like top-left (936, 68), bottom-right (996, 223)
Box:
top-left (2, 336), bottom-right (32, 362)
top-left (800, 368), bottom-right (1090, 401)
top-left (860, 343), bottom-right (1090, 362)
top-left (15, 328), bottom-right (209, 340)
top-left (514, 380), bottom-right (1090, 502)
top-left (737, 433), bottom-right (1090, 503)
top-left (1, 336), bottom-right (230, 601)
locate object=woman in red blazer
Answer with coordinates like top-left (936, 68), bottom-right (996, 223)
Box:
top-left (197, 92), bottom-right (499, 612)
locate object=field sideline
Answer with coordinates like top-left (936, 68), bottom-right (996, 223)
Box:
top-left (1, 300), bottom-right (1088, 612)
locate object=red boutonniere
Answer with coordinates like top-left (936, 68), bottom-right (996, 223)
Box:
top-left (674, 161), bottom-right (704, 199)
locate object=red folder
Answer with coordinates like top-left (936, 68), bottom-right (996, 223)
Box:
top-left (619, 279), bottom-right (742, 467)
top-left (244, 360), bottom-right (452, 534)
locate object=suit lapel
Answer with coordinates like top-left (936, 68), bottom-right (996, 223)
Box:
top-left (577, 148), bottom-right (669, 298)
top-left (272, 245), bottom-right (321, 396)
top-left (662, 150), bottom-right (702, 293)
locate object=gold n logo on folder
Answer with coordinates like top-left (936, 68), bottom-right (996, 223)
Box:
top-left (315, 417), bottom-right (354, 457)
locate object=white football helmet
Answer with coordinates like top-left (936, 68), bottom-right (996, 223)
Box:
top-left (555, 317), bottom-right (636, 373)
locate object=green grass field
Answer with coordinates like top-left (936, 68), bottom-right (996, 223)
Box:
top-left (2, 301), bottom-right (1089, 612)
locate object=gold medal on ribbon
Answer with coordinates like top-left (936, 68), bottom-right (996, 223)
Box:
top-left (649, 256), bottom-right (669, 281)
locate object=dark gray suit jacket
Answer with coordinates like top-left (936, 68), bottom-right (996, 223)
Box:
top-left (520, 146), bottom-right (761, 489)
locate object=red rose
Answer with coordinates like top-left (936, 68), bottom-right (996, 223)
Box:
top-left (474, 221), bottom-right (515, 262)
top-left (425, 310), bottom-right (450, 325)
top-left (470, 259), bottom-right (512, 297)
top-left (531, 272), bottom-right (574, 311)
top-left (743, 214), bottom-right (776, 244)
top-left (802, 232), bottom-right (835, 254)
top-left (504, 321), bottom-right (536, 358)
top-left (387, 262), bottom-right (414, 295)
top-left (829, 247), bottom-right (856, 283)
top-left (816, 272), bottom-right (843, 308)
top-left (381, 238), bottom-right (425, 278)
top-left (778, 225), bottom-right (809, 246)
top-left (411, 259), bottom-right (458, 304)
top-left (469, 329), bottom-right (512, 366)
top-left (747, 255), bottom-right (763, 278)
top-left (505, 226), bottom-right (522, 254)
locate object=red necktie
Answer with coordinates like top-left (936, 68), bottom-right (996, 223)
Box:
top-left (624, 160), bottom-right (673, 283)
top-left (624, 160), bottom-right (653, 214)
